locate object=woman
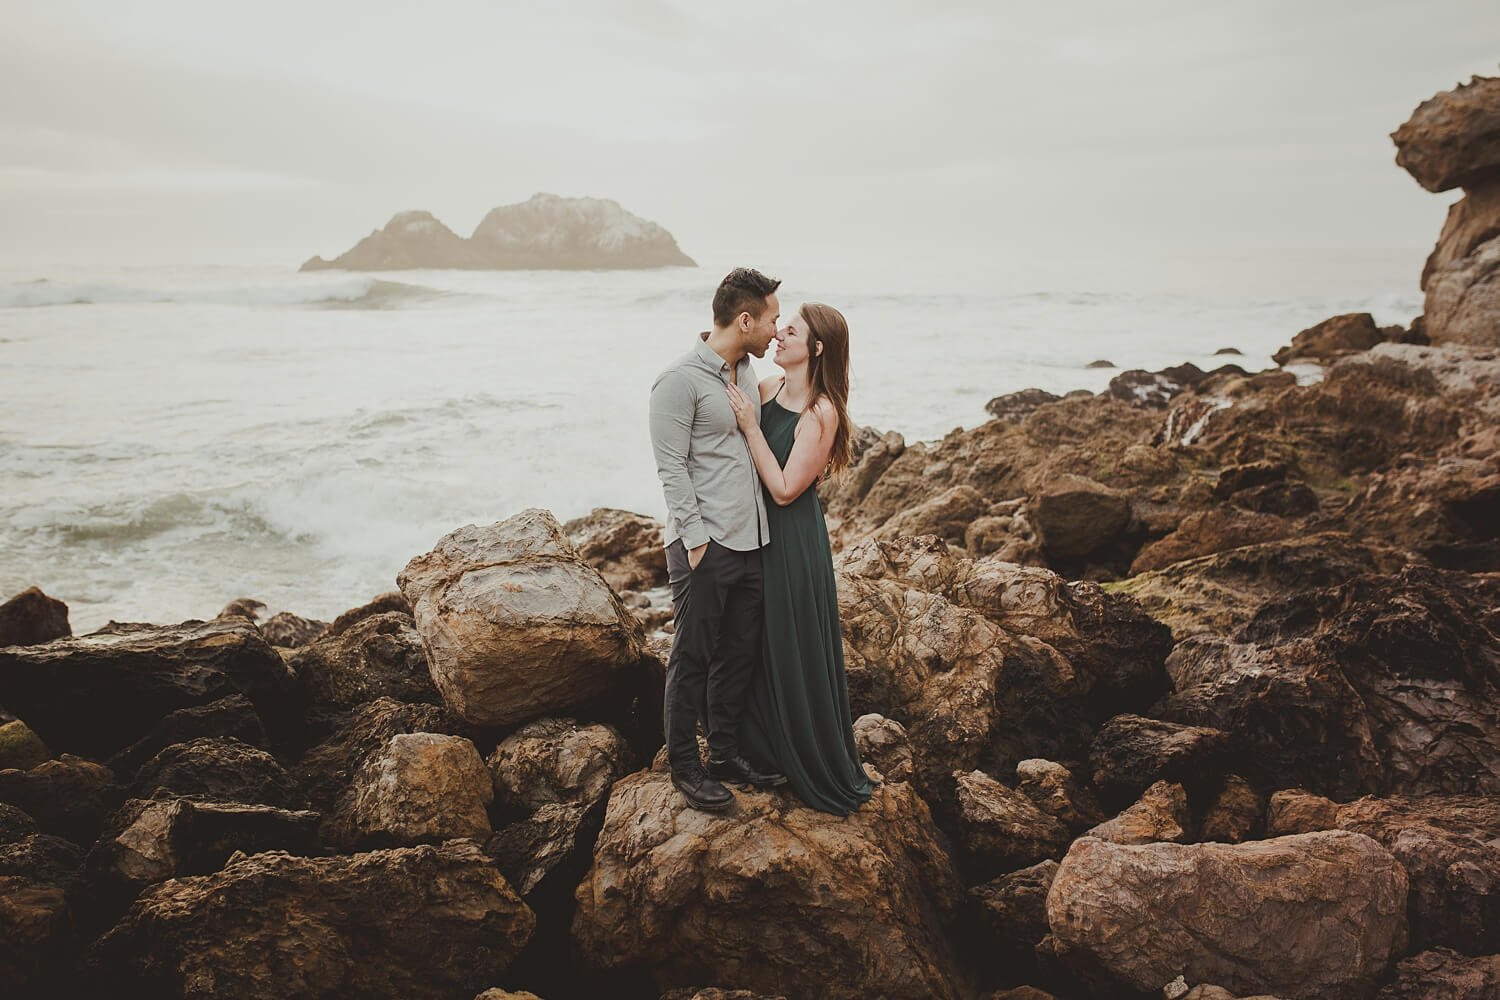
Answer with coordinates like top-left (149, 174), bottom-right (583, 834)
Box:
top-left (724, 302), bottom-right (878, 816)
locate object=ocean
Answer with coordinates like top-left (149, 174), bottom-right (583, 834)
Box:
top-left (1, 248), bottom-right (1426, 633)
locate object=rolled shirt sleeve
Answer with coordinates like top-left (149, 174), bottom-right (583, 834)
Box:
top-left (649, 370), bottom-right (710, 551)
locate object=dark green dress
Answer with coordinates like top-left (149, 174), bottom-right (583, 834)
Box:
top-left (738, 388), bottom-right (878, 816)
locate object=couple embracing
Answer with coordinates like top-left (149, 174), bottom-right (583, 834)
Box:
top-left (648, 267), bottom-right (878, 816)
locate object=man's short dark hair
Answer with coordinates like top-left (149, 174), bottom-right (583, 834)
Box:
top-left (712, 267), bottom-right (781, 328)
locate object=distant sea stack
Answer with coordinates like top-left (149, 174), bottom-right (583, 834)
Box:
top-left (300, 193), bottom-right (696, 272)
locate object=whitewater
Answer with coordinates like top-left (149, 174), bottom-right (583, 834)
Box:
top-left (1, 249), bottom-right (1425, 633)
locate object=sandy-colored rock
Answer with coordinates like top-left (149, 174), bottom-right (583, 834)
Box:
top-left (1014, 759), bottom-right (1105, 831)
top-left (561, 507), bottom-right (668, 593)
top-left (1046, 831), bottom-right (1409, 999)
top-left (1083, 780), bottom-right (1189, 845)
top-left (852, 713), bottom-right (915, 783)
top-left (397, 508), bottom-right (648, 728)
top-left (89, 840), bottom-right (535, 999)
top-left (343, 732), bottom-right (492, 848)
top-left (1424, 234), bottom-right (1500, 348)
top-left (1272, 313), bottom-right (1385, 365)
top-left (486, 717), bottom-right (630, 813)
top-left (572, 765), bottom-right (968, 1000)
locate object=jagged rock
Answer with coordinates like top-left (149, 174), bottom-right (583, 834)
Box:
top-left (1424, 235), bottom-right (1500, 348)
top-left (282, 611), bottom-right (440, 715)
top-left (1088, 714), bottom-right (1229, 805)
top-left (86, 797), bottom-right (320, 906)
top-left (1229, 480), bottom-right (1318, 517)
top-left (128, 737), bottom-right (306, 810)
top-left (485, 717), bottom-right (630, 814)
top-left (836, 536), bottom-right (1171, 799)
top-left (872, 484), bottom-right (988, 546)
top-left (289, 697), bottom-right (471, 835)
top-left (1272, 313), bottom-right (1386, 365)
top-left (1107, 364), bottom-right (1206, 408)
top-left (572, 765), bottom-right (968, 1000)
top-left (1031, 474), bottom-right (1130, 560)
top-left (0, 754), bottom-right (125, 846)
top-left (1014, 759), bottom-right (1106, 832)
top-left (1200, 775), bottom-right (1263, 844)
top-left (1159, 564), bottom-right (1500, 800)
top-left (303, 195), bottom-right (695, 271)
top-left (1375, 948), bottom-right (1500, 999)
top-left (1268, 791), bottom-right (1500, 955)
top-left (1423, 182), bottom-right (1500, 288)
top-left (952, 769), bottom-right (1072, 879)
top-left (0, 586), bottom-right (70, 647)
top-left (331, 733), bottom-right (491, 850)
top-left (1106, 533), bottom-right (1413, 640)
top-left (853, 714), bottom-right (916, 783)
top-left (1212, 461), bottom-right (1289, 499)
top-left (484, 799), bottom-right (601, 899)
top-left (985, 388), bottom-right (1062, 424)
top-left (89, 840), bottom-right (535, 999)
top-left (0, 617), bottom-right (298, 760)
top-left (0, 720), bottom-right (49, 770)
top-left (473, 990), bottom-right (546, 1000)
top-left (1046, 831), bottom-right (1408, 999)
top-left (561, 508), bottom-right (668, 593)
top-left (257, 611), bottom-right (328, 649)
top-left (326, 591), bottom-right (412, 637)
top-left (1391, 75), bottom-right (1500, 193)
top-left (1083, 780), bottom-right (1190, 845)
top-left (397, 508), bottom-right (649, 728)
top-left (1130, 509), bottom-right (1293, 574)
top-left (106, 694), bottom-right (268, 778)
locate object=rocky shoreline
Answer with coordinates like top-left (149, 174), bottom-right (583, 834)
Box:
top-left (3, 78), bottom-right (1500, 1000)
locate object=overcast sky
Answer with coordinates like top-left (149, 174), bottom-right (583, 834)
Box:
top-left (1, 0), bottom-right (1495, 266)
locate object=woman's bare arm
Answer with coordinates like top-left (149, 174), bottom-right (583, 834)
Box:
top-left (726, 383), bottom-right (834, 506)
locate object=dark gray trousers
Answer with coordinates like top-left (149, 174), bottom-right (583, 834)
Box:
top-left (662, 537), bottom-right (763, 773)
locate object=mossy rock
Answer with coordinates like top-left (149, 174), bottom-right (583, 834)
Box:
top-left (0, 719), bottom-right (51, 770)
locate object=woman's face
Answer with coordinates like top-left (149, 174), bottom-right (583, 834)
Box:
top-left (773, 310), bottom-right (817, 369)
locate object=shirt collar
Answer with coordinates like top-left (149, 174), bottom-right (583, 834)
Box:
top-left (695, 331), bottom-right (739, 375)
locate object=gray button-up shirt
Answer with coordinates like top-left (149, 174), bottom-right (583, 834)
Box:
top-left (649, 332), bottom-right (770, 552)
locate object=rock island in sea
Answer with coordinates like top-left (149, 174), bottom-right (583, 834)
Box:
top-left (299, 192), bottom-right (697, 272)
top-left (2, 76), bottom-right (1500, 1000)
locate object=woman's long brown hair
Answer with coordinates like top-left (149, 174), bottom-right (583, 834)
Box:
top-left (801, 302), bottom-right (852, 479)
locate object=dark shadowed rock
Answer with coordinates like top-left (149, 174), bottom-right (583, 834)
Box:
top-left (128, 737), bottom-right (307, 810)
top-left (106, 694), bottom-right (268, 778)
top-left (0, 802), bottom-right (39, 843)
top-left (0, 617), bottom-right (297, 760)
top-left (1200, 775), bottom-right (1264, 844)
top-left (257, 611), bottom-right (328, 648)
top-left (0, 754), bottom-right (125, 846)
top-left (1107, 364), bottom-right (1206, 408)
top-left (985, 388), bottom-right (1062, 424)
top-left (0, 586), bottom-right (70, 647)
top-left (1031, 474), bottom-right (1130, 560)
top-left (1088, 714), bottom-right (1229, 805)
top-left (88, 840), bottom-right (535, 999)
top-left (967, 859), bottom-right (1059, 981)
top-left (952, 769), bottom-right (1072, 879)
top-left (282, 610), bottom-right (440, 716)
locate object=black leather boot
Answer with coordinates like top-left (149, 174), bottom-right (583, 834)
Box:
top-left (707, 754), bottom-right (788, 788)
top-left (671, 764), bottom-right (735, 812)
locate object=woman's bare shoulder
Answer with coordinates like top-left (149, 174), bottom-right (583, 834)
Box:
top-left (758, 375), bottom-right (785, 404)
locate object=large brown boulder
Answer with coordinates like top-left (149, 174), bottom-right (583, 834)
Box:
top-left (561, 508), bottom-right (668, 593)
top-left (1031, 474), bottom-right (1130, 561)
top-left (397, 509), bottom-right (648, 728)
top-left (951, 769), bottom-right (1071, 879)
top-left (333, 732), bottom-right (492, 849)
top-left (1271, 313), bottom-right (1386, 365)
top-left (572, 765), bottom-right (970, 1000)
top-left (485, 716), bottom-right (631, 814)
top-left (1391, 75), bottom-right (1500, 193)
top-left (0, 617), bottom-right (298, 760)
top-left (89, 840), bottom-right (535, 999)
top-left (1046, 831), bottom-right (1409, 999)
top-left (0, 587), bottom-right (70, 648)
top-left (1268, 790), bottom-right (1500, 955)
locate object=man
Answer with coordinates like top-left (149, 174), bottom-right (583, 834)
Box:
top-left (649, 267), bottom-right (789, 812)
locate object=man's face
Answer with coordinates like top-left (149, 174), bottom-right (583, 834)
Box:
top-left (742, 293), bottom-right (780, 358)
